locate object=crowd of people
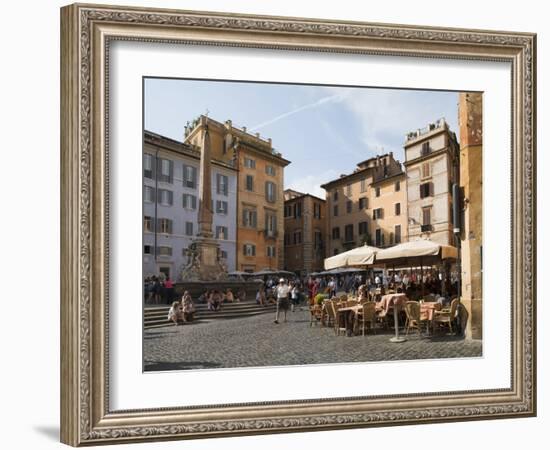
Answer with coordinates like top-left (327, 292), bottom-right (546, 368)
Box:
top-left (146, 267), bottom-right (458, 327)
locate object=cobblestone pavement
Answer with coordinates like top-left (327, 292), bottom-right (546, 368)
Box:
top-left (144, 309), bottom-right (482, 371)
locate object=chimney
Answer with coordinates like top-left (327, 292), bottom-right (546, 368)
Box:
top-left (267, 138), bottom-right (272, 146)
top-left (242, 126), bottom-right (247, 133)
top-left (255, 132), bottom-right (260, 138)
top-left (225, 119), bottom-right (232, 128)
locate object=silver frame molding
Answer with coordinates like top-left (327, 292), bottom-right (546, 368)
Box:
top-left (60, 3), bottom-right (536, 446)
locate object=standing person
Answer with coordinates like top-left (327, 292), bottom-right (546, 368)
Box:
top-left (374, 274), bottom-right (381, 288)
top-left (290, 282), bottom-right (300, 312)
top-left (164, 276), bottom-right (175, 304)
top-left (274, 278), bottom-right (290, 324)
top-left (152, 276), bottom-right (162, 304)
top-left (327, 277), bottom-right (336, 298)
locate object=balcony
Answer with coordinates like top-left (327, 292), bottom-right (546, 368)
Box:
top-left (421, 224), bottom-right (433, 232)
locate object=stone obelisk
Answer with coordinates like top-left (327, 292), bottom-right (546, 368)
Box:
top-left (181, 116), bottom-right (227, 281)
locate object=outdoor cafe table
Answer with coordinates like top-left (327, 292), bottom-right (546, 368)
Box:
top-left (377, 293), bottom-right (408, 317)
top-left (336, 305), bottom-right (363, 337)
top-left (420, 301), bottom-right (442, 334)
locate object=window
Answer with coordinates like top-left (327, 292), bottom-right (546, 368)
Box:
top-left (220, 250), bottom-right (228, 260)
top-left (333, 190), bottom-right (339, 201)
top-left (313, 203), bottom-right (321, 219)
top-left (314, 231), bottom-right (323, 249)
top-left (245, 175), bottom-right (254, 191)
top-left (284, 204), bottom-right (292, 218)
top-left (395, 203), bottom-right (401, 216)
top-left (183, 164), bottom-right (197, 188)
top-left (333, 205), bottom-right (339, 217)
top-left (216, 200), bottom-right (228, 214)
top-left (420, 182), bottom-right (432, 198)
top-left (293, 230), bottom-right (302, 245)
top-left (265, 212), bottom-right (277, 236)
top-left (182, 193), bottom-right (197, 209)
top-left (244, 157), bottom-right (256, 169)
top-left (389, 232), bottom-right (394, 245)
top-left (242, 208), bottom-right (257, 228)
top-left (359, 221), bottom-right (368, 236)
top-left (375, 187), bottom-right (381, 197)
top-left (265, 165), bottom-right (276, 176)
top-left (265, 181), bottom-right (277, 203)
top-left (346, 184), bottom-right (352, 196)
top-left (185, 221), bottom-right (193, 236)
top-left (373, 208), bottom-right (383, 220)
top-left (243, 243), bottom-right (256, 256)
top-left (346, 200), bottom-right (352, 214)
top-left (216, 226), bottom-right (228, 240)
top-left (158, 246), bottom-right (172, 256)
top-left (144, 216), bottom-right (153, 232)
top-left (144, 154), bottom-right (154, 179)
top-left (344, 224), bottom-right (354, 242)
top-left (395, 225), bottom-right (402, 244)
top-left (266, 246), bottom-right (276, 257)
top-left (294, 202), bottom-right (302, 218)
top-left (144, 186), bottom-right (155, 203)
top-left (158, 189), bottom-right (173, 206)
top-left (422, 162), bottom-right (431, 178)
top-left (333, 249), bottom-right (339, 256)
top-left (216, 174), bottom-right (229, 195)
top-left (421, 141), bottom-right (431, 156)
top-left (360, 177), bottom-right (367, 192)
top-left (359, 197), bottom-right (368, 210)
top-left (395, 181), bottom-right (401, 192)
top-left (422, 207), bottom-right (432, 226)
top-left (284, 232), bottom-right (290, 246)
top-left (144, 244), bottom-right (153, 255)
top-left (158, 158), bottom-right (173, 183)
top-left (375, 229), bottom-right (383, 247)
top-left (158, 218), bottom-right (173, 234)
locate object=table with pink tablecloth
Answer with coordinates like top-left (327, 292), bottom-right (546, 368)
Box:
top-left (420, 302), bottom-right (442, 321)
top-left (376, 293), bottom-right (408, 316)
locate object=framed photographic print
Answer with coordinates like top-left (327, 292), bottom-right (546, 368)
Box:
top-left (60, 3), bottom-right (536, 446)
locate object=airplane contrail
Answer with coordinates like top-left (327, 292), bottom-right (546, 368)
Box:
top-left (250, 92), bottom-right (346, 132)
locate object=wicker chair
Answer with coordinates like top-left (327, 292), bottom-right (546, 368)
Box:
top-left (326, 301), bottom-right (346, 336)
top-left (355, 301), bottom-right (377, 336)
top-left (404, 301), bottom-right (427, 335)
top-left (309, 304), bottom-right (323, 327)
top-left (432, 298), bottom-right (460, 334)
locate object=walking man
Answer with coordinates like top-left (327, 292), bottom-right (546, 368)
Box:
top-left (274, 278), bottom-right (290, 324)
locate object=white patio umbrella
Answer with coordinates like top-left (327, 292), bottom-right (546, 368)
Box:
top-left (324, 244), bottom-right (378, 270)
top-left (375, 239), bottom-right (457, 264)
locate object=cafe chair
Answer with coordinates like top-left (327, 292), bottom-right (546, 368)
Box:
top-left (355, 301), bottom-right (377, 336)
top-left (404, 301), bottom-right (427, 335)
top-left (432, 298), bottom-right (460, 334)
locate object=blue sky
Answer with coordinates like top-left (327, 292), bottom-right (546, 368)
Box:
top-left (144, 78), bottom-right (459, 198)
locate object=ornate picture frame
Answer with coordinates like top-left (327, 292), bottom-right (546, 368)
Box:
top-left (60, 3), bottom-right (536, 446)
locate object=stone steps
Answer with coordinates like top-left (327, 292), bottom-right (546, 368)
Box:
top-left (144, 301), bottom-right (277, 329)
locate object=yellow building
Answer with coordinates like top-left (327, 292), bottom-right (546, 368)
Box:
top-left (184, 116), bottom-right (290, 272)
top-left (458, 93), bottom-right (483, 339)
top-left (283, 189), bottom-right (327, 274)
top-left (321, 153), bottom-right (408, 255)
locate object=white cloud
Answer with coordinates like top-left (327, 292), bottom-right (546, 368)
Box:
top-left (338, 89), bottom-right (459, 161)
top-left (285, 169), bottom-right (339, 199)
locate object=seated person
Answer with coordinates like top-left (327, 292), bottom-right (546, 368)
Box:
top-left (225, 288), bottom-right (235, 303)
top-left (167, 300), bottom-right (183, 325)
top-left (182, 291), bottom-right (196, 322)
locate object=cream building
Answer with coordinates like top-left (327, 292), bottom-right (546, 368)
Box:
top-left (404, 118), bottom-right (460, 246)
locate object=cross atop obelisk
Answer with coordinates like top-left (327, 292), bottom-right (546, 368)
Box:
top-left (197, 116), bottom-right (213, 238)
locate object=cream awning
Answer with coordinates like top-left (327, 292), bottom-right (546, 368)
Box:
top-left (375, 239), bottom-right (457, 264)
top-left (324, 244), bottom-right (379, 270)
